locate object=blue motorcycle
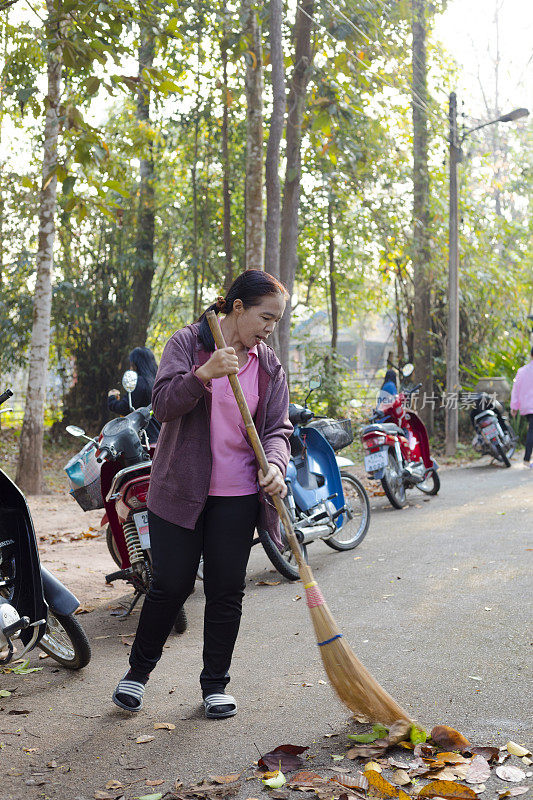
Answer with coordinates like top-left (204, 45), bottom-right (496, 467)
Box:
top-left (257, 377), bottom-right (371, 580)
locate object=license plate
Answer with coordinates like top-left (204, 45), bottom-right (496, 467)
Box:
top-left (365, 450), bottom-right (388, 472)
top-left (133, 511), bottom-right (150, 550)
top-left (482, 423), bottom-right (498, 439)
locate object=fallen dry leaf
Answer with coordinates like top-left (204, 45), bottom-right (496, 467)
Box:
top-left (390, 770), bottom-right (411, 787)
top-left (469, 747), bottom-right (500, 763)
top-left (256, 580), bottom-right (281, 586)
top-left (465, 756), bottom-right (491, 784)
top-left (258, 744), bottom-right (309, 772)
top-left (506, 743), bottom-right (531, 758)
top-left (330, 773), bottom-right (369, 791)
top-left (438, 753), bottom-right (472, 765)
top-left (431, 726), bottom-right (471, 752)
top-left (415, 744), bottom-right (438, 758)
top-left (288, 770), bottom-right (325, 786)
top-left (388, 759), bottom-right (411, 770)
top-left (497, 788), bottom-right (530, 797)
top-left (418, 780), bottom-right (477, 800)
top-left (364, 762), bottom-right (383, 774)
top-left (154, 722), bottom-right (175, 731)
top-left (136, 735), bottom-right (155, 744)
top-left (364, 769), bottom-right (398, 797)
top-left (495, 766), bottom-right (526, 783)
top-left (75, 603), bottom-right (95, 614)
top-left (105, 781), bottom-right (124, 791)
top-left (146, 780), bottom-right (165, 787)
top-left (210, 774), bottom-right (241, 784)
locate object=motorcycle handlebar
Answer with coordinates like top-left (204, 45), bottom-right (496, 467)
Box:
top-left (405, 383), bottom-right (423, 395)
top-left (0, 389), bottom-right (14, 406)
top-left (96, 447), bottom-right (111, 463)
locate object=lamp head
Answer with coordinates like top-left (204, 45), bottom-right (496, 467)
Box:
top-left (498, 107), bottom-right (529, 123)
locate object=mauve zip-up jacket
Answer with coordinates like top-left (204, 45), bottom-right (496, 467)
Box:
top-left (147, 322), bottom-right (292, 548)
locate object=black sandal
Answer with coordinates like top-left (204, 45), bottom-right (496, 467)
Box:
top-left (203, 692), bottom-right (237, 719)
top-left (112, 672), bottom-right (146, 712)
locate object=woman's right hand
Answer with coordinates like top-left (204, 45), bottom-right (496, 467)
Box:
top-left (196, 347), bottom-right (239, 383)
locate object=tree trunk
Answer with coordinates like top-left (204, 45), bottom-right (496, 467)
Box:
top-left (221, 13), bottom-right (233, 292)
top-left (16, 0), bottom-right (62, 493)
top-left (326, 197), bottom-right (338, 417)
top-left (264, 0), bottom-right (285, 279)
top-left (128, 10), bottom-right (156, 347)
top-left (411, 0), bottom-right (433, 431)
top-left (278, 0), bottom-right (314, 375)
top-left (243, 0), bottom-right (264, 270)
top-left (327, 198), bottom-right (338, 352)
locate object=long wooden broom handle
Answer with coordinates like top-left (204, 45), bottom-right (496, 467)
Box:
top-left (206, 311), bottom-right (306, 571)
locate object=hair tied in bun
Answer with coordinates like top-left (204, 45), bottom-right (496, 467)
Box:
top-left (215, 296), bottom-right (226, 311)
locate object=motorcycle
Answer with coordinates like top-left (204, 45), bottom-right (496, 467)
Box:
top-left (361, 366), bottom-right (440, 509)
top-left (65, 371), bottom-right (187, 633)
top-left (0, 389), bottom-right (91, 669)
top-left (266, 376), bottom-right (371, 580)
top-left (469, 392), bottom-right (517, 467)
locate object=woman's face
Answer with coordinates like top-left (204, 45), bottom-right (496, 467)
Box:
top-left (233, 293), bottom-right (286, 349)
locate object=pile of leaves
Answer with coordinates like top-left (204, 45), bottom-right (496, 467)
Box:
top-left (246, 724), bottom-right (531, 800)
top-left (90, 724), bottom-right (531, 800)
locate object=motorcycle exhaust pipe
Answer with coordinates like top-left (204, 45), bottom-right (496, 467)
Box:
top-left (295, 523), bottom-right (336, 544)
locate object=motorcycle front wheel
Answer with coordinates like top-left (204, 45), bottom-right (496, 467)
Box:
top-left (324, 472), bottom-right (370, 550)
top-left (38, 611), bottom-right (91, 670)
top-left (416, 469), bottom-right (440, 495)
top-left (258, 524), bottom-right (308, 581)
top-left (381, 451), bottom-right (407, 509)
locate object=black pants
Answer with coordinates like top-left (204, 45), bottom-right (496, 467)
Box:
top-left (525, 414), bottom-right (533, 462)
top-left (129, 495), bottom-right (259, 694)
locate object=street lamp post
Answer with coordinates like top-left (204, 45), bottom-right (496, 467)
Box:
top-left (445, 98), bottom-right (529, 457)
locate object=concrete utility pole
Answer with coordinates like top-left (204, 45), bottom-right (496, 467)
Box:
top-left (445, 96), bottom-right (529, 456)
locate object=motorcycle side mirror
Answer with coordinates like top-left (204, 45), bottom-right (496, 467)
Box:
top-left (65, 425), bottom-right (96, 444)
top-left (122, 370), bottom-right (138, 393)
top-left (349, 398), bottom-right (362, 409)
top-left (304, 375), bottom-right (321, 407)
top-left (402, 363), bottom-right (414, 377)
top-left (122, 369), bottom-right (137, 412)
top-left (66, 425), bottom-right (86, 437)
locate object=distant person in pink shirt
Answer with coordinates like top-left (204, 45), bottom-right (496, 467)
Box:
top-left (112, 270), bottom-right (292, 718)
top-left (510, 345), bottom-right (533, 467)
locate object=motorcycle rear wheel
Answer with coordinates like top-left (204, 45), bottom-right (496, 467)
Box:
top-left (38, 611), bottom-right (91, 670)
top-left (381, 451), bottom-right (407, 509)
top-left (106, 526), bottom-right (122, 567)
top-left (496, 443), bottom-right (511, 468)
top-left (324, 472), bottom-right (370, 550)
top-left (258, 524), bottom-right (308, 581)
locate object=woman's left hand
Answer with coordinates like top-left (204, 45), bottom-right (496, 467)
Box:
top-left (258, 463), bottom-right (287, 498)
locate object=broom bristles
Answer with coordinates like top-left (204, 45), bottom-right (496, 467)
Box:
top-left (302, 568), bottom-right (410, 725)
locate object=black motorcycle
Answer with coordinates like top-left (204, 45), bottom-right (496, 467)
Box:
top-left (0, 389), bottom-right (91, 669)
top-left (469, 392), bottom-right (517, 468)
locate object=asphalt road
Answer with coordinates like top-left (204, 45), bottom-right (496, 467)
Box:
top-left (2, 458), bottom-right (532, 799)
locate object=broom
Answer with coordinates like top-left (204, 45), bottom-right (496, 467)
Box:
top-left (206, 311), bottom-right (410, 725)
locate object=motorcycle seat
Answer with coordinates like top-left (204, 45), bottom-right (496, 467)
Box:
top-left (365, 422), bottom-right (405, 436)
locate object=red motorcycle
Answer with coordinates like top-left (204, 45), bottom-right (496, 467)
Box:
top-left (361, 379), bottom-right (440, 509)
top-left (65, 404), bottom-right (188, 633)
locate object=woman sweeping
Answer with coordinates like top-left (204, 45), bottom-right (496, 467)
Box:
top-left (113, 270), bottom-right (292, 718)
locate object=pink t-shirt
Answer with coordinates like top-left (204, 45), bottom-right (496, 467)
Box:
top-left (208, 346), bottom-right (259, 496)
